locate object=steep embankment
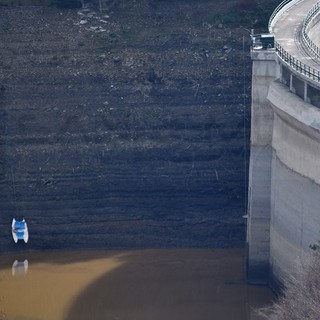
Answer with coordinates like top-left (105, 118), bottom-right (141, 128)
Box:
top-left (0, 0), bottom-right (279, 251)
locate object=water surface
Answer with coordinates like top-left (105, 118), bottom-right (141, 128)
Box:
top-left (0, 248), bottom-right (273, 320)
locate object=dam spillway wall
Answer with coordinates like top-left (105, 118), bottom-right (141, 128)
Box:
top-left (268, 80), bottom-right (320, 288)
top-left (246, 51), bottom-right (277, 285)
top-left (247, 0), bottom-right (320, 289)
top-left (248, 53), bottom-right (320, 288)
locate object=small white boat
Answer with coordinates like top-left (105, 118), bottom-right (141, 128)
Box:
top-left (12, 218), bottom-right (29, 243)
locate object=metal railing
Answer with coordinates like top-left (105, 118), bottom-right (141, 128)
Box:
top-left (275, 41), bottom-right (320, 82)
top-left (268, 0), bottom-right (320, 84)
top-left (302, 1), bottom-right (320, 60)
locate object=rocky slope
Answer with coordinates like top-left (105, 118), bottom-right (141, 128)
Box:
top-left (0, 0), bottom-right (279, 251)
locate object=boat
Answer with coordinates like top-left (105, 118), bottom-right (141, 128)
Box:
top-left (12, 218), bottom-right (29, 243)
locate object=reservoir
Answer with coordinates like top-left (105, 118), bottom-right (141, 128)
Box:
top-left (0, 248), bottom-right (273, 320)
top-left (0, 2), bottom-right (277, 319)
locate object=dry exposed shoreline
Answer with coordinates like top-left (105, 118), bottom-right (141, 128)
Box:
top-left (0, 0), bottom-right (282, 252)
top-left (0, 1), bottom-right (250, 251)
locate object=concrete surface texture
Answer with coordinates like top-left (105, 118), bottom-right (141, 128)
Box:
top-left (247, 0), bottom-right (320, 289)
top-left (271, 0), bottom-right (320, 68)
top-left (247, 51), bottom-right (277, 285)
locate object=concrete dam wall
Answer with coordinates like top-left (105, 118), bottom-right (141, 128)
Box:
top-left (247, 0), bottom-right (320, 289)
top-left (269, 80), bottom-right (320, 288)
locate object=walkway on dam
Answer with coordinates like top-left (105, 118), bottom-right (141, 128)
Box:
top-left (271, 0), bottom-right (320, 70)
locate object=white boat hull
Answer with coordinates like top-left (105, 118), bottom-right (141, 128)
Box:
top-left (12, 218), bottom-right (29, 243)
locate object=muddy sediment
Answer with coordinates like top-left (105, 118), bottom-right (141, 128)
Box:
top-left (0, 248), bottom-right (274, 320)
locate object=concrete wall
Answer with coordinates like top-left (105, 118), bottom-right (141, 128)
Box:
top-left (247, 60), bottom-right (320, 288)
top-left (248, 0), bottom-right (320, 292)
top-left (246, 50), bottom-right (277, 285)
top-left (267, 81), bottom-right (320, 288)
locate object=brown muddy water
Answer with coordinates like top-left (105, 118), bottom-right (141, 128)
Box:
top-left (0, 248), bottom-right (273, 320)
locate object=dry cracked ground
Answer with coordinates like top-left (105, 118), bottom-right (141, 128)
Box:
top-left (0, 0), bottom-right (277, 252)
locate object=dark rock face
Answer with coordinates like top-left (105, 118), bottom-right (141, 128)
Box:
top-left (0, 1), bottom-right (252, 251)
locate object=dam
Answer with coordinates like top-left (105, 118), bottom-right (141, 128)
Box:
top-left (247, 0), bottom-right (320, 289)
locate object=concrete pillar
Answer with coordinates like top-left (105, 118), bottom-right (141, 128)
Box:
top-left (304, 81), bottom-right (307, 102)
top-left (247, 50), bottom-right (277, 285)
